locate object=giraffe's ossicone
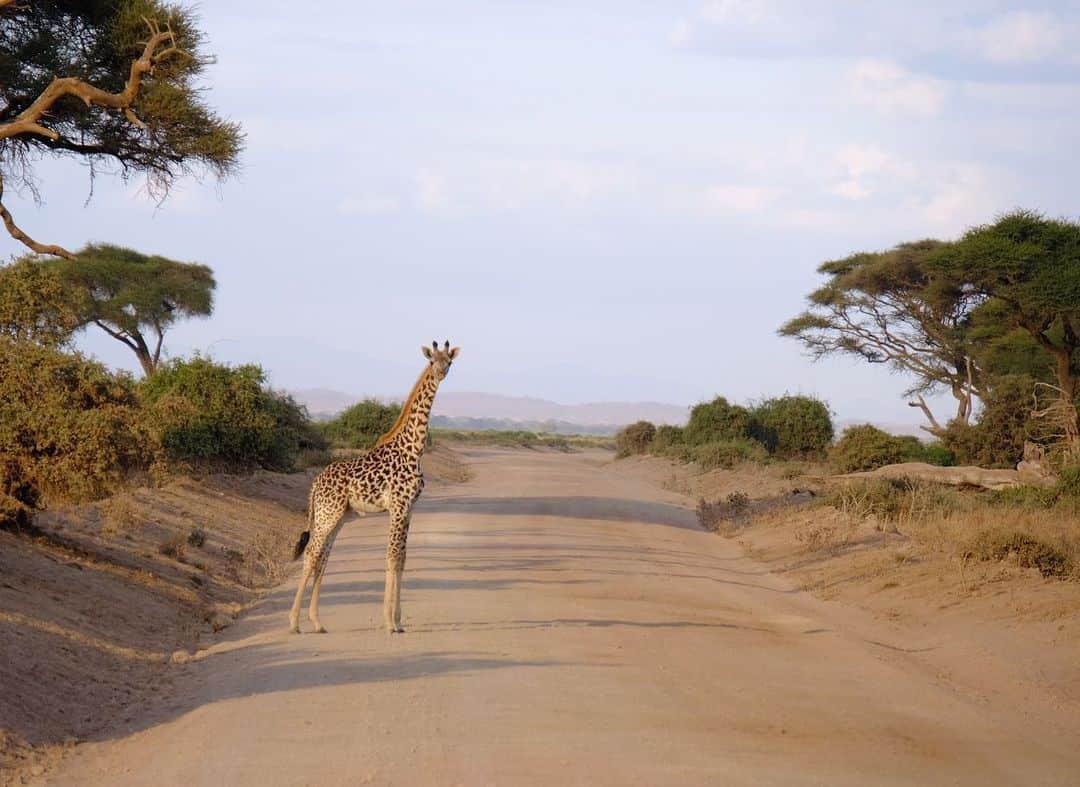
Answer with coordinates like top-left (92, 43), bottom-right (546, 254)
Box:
top-left (288, 341), bottom-right (460, 634)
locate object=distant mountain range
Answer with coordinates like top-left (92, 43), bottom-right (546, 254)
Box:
top-left (291, 388), bottom-right (689, 430)
top-left (291, 388), bottom-right (930, 438)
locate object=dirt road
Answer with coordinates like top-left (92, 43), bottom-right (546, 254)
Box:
top-left (43, 449), bottom-right (1080, 786)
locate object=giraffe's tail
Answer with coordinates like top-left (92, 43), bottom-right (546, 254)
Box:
top-left (293, 483), bottom-right (315, 560)
top-left (292, 531), bottom-right (310, 561)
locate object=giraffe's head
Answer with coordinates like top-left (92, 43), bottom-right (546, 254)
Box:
top-left (422, 340), bottom-right (460, 380)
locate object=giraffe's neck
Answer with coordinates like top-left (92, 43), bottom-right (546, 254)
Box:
top-left (385, 366), bottom-right (441, 460)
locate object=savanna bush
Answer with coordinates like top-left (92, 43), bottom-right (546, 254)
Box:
top-left (828, 424), bottom-right (909, 472)
top-left (319, 398), bottom-right (400, 450)
top-left (749, 395), bottom-right (833, 458)
top-left (0, 339), bottom-right (151, 527)
top-left (943, 375), bottom-right (1035, 469)
top-left (684, 396), bottom-right (753, 445)
top-left (615, 420), bottom-right (656, 457)
top-left (649, 425), bottom-right (685, 457)
top-left (690, 438), bottom-right (769, 469)
top-left (141, 356), bottom-right (321, 471)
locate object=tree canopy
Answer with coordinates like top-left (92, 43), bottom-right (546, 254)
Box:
top-left (783, 209), bottom-right (1080, 458)
top-left (778, 240), bottom-right (977, 434)
top-left (0, 0), bottom-right (242, 258)
top-left (931, 210), bottom-right (1080, 453)
top-left (51, 243), bottom-right (215, 375)
top-left (930, 211), bottom-right (1080, 400)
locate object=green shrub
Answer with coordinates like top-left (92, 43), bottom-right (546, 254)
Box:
top-left (944, 375), bottom-right (1035, 469)
top-left (650, 425), bottom-right (685, 456)
top-left (0, 339), bottom-right (151, 526)
top-left (615, 420), bottom-right (656, 457)
top-left (828, 424), bottom-right (908, 472)
top-left (319, 398), bottom-right (400, 450)
top-left (684, 396), bottom-right (752, 445)
top-left (916, 441), bottom-right (955, 466)
top-left (141, 356), bottom-right (318, 471)
top-left (691, 438), bottom-right (769, 469)
top-left (1055, 465), bottom-right (1080, 499)
top-left (749, 395), bottom-right (833, 458)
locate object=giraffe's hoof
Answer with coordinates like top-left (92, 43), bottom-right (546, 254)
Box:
top-left (288, 625), bottom-right (300, 634)
top-left (313, 625), bottom-right (328, 634)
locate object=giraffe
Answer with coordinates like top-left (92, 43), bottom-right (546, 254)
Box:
top-left (288, 340), bottom-right (460, 634)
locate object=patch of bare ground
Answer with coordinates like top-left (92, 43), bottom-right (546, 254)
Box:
top-left (0, 445), bottom-right (467, 785)
top-left (609, 454), bottom-right (1080, 722)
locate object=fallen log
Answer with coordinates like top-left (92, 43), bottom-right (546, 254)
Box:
top-left (830, 462), bottom-right (1053, 491)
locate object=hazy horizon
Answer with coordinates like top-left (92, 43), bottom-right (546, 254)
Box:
top-left (5, 1), bottom-right (1078, 427)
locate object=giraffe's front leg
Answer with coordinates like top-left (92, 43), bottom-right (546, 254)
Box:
top-left (384, 506), bottom-right (411, 633)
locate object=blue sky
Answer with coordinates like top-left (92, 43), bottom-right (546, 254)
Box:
top-left (6, 1), bottom-right (1080, 424)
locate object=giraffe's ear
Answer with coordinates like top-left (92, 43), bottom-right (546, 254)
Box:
top-left (421, 346), bottom-right (434, 360)
top-left (448, 347), bottom-right (461, 360)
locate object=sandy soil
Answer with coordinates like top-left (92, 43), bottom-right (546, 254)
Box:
top-left (25, 447), bottom-right (1080, 787)
top-left (0, 446), bottom-right (469, 784)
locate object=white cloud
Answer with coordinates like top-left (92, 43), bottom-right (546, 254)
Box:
top-left (831, 180), bottom-right (871, 200)
top-left (973, 11), bottom-right (1067, 64)
top-left (698, 0), bottom-right (776, 26)
top-left (703, 184), bottom-right (779, 213)
top-left (670, 0), bottom-right (805, 50)
top-left (829, 144), bottom-right (909, 200)
top-left (848, 59), bottom-right (947, 116)
top-left (915, 164), bottom-right (1000, 237)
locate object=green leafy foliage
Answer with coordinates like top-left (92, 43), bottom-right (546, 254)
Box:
top-left (140, 356), bottom-right (320, 471)
top-left (0, 0), bottom-right (242, 192)
top-left (0, 339), bottom-right (151, 527)
top-left (829, 425), bottom-right (911, 472)
top-left (931, 211), bottom-right (1080, 401)
top-left (615, 420), bottom-right (656, 457)
top-left (649, 425), bottom-right (685, 457)
top-left (690, 438), bottom-right (769, 469)
top-left (54, 244), bottom-right (215, 375)
top-left (749, 395), bottom-right (833, 458)
top-left (943, 375), bottom-right (1035, 468)
top-left (779, 240), bottom-right (975, 414)
top-left (684, 396), bottom-right (753, 445)
top-left (319, 399), bottom-right (401, 450)
top-left (0, 255), bottom-right (82, 345)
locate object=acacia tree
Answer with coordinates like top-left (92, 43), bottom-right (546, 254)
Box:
top-left (50, 243), bottom-right (215, 375)
top-left (931, 211), bottom-right (1080, 452)
top-left (0, 0), bottom-right (242, 258)
top-left (779, 240), bottom-right (978, 436)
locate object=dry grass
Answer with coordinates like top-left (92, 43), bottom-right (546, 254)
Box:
top-left (821, 477), bottom-right (1079, 580)
top-left (99, 493), bottom-right (140, 538)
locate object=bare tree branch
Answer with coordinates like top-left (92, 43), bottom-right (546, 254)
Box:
top-left (0, 172), bottom-right (75, 259)
top-left (92, 319), bottom-right (139, 352)
top-left (908, 394), bottom-right (946, 437)
top-left (0, 16), bottom-right (188, 257)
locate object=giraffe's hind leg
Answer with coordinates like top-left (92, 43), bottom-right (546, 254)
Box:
top-left (288, 552), bottom-right (315, 634)
top-left (288, 499), bottom-right (345, 633)
top-left (307, 531), bottom-right (338, 633)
